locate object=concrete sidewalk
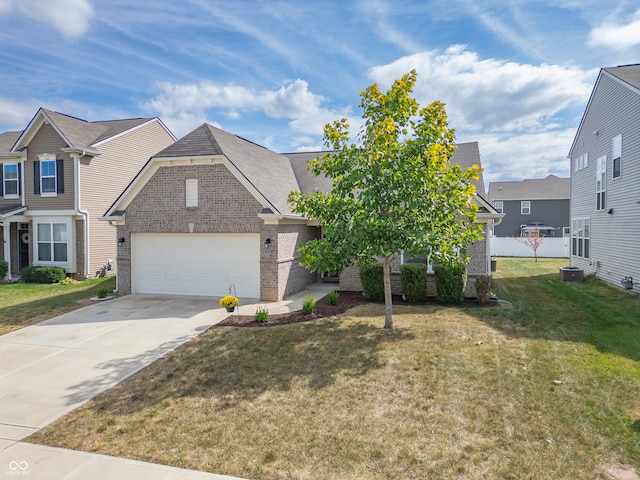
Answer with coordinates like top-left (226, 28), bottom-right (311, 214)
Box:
top-left (0, 283), bottom-right (334, 479)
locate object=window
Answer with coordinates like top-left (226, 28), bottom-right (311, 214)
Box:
top-left (494, 201), bottom-right (503, 213)
top-left (185, 179), bottom-right (198, 207)
top-left (612, 134), bottom-right (622, 178)
top-left (41, 160), bottom-right (56, 194)
top-left (574, 153), bottom-right (588, 172)
top-left (571, 217), bottom-right (590, 258)
top-left (2, 163), bottom-right (20, 198)
top-left (596, 156), bottom-right (606, 210)
top-left (521, 201), bottom-right (530, 215)
top-left (34, 154), bottom-right (64, 196)
top-left (37, 222), bottom-right (68, 262)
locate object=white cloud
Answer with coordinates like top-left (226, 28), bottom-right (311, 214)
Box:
top-left (368, 45), bottom-right (595, 133)
top-left (588, 10), bottom-right (640, 50)
top-left (0, 98), bottom-right (42, 129)
top-left (468, 128), bottom-right (576, 187)
top-left (0, 0), bottom-right (12, 14)
top-left (3, 0), bottom-right (94, 37)
top-left (144, 79), bottom-right (354, 141)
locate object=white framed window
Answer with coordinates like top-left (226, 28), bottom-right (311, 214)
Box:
top-left (494, 201), bottom-right (503, 213)
top-left (2, 163), bottom-right (19, 198)
top-left (521, 201), bottom-right (530, 215)
top-left (571, 217), bottom-right (590, 258)
top-left (596, 155), bottom-right (606, 210)
top-left (612, 134), bottom-right (622, 178)
top-left (41, 160), bottom-right (57, 195)
top-left (185, 179), bottom-right (198, 207)
top-left (36, 222), bottom-right (68, 262)
top-left (574, 153), bottom-right (588, 172)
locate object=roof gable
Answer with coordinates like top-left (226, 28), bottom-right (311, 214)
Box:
top-left (569, 65), bottom-right (640, 157)
top-left (10, 108), bottom-right (163, 153)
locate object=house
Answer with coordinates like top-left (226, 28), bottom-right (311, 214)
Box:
top-left (0, 108), bottom-right (176, 280)
top-left (488, 175), bottom-right (570, 237)
top-left (103, 125), bottom-right (502, 300)
top-left (568, 64), bottom-right (640, 291)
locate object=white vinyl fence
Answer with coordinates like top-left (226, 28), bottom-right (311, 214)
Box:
top-left (490, 236), bottom-right (569, 258)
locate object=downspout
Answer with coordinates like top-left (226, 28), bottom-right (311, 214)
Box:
top-left (487, 216), bottom-right (504, 275)
top-left (74, 152), bottom-right (90, 278)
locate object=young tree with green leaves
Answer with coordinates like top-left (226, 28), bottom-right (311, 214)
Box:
top-left (288, 70), bottom-right (482, 328)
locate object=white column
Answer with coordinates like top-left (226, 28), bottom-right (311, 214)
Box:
top-left (3, 221), bottom-right (11, 281)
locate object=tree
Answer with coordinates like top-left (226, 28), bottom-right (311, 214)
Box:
top-left (516, 228), bottom-right (545, 262)
top-left (288, 70), bottom-right (482, 329)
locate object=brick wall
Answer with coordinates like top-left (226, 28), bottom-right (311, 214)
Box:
top-left (117, 163), bottom-right (317, 300)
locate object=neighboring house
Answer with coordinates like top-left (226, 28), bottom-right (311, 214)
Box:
top-left (103, 126), bottom-right (502, 300)
top-left (568, 63), bottom-right (640, 291)
top-left (0, 108), bottom-right (176, 280)
top-left (488, 175), bottom-right (570, 237)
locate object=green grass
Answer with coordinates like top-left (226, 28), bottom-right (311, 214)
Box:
top-left (0, 276), bottom-right (116, 335)
top-left (27, 259), bottom-right (640, 479)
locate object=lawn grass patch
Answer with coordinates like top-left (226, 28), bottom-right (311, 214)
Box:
top-left (27, 259), bottom-right (640, 479)
top-left (0, 276), bottom-right (116, 335)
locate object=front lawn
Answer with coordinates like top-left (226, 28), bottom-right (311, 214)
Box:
top-left (28, 259), bottom-right (640, 479)
top-left (0, 276), bottom-right (116, 335)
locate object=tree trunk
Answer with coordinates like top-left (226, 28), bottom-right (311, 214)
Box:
top-left (383, 255), bottom-right (394, 329)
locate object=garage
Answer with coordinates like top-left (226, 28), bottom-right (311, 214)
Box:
top-left (131, 233), bottom-right (260, 298)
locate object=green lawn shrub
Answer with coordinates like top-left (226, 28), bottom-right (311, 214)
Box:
top-left (254, 306), bottom-right (270, 323)
top-left (326, 290), bottom-right (339, 305)
top-left (434, 262), bottom-right (467, 304)
top-left (359, 260), bottom-right (384, 301)
top-left (400, 262), bottom-right (428, 303)
top-left (21, 266), bottom-right (66, 284)
top-left (302, 294), bottom-right (316, 314)
top-left (0, 260), bottom-right (8, 279)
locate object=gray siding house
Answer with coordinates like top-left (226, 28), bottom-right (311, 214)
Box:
top-left (104, 127), bottom-right (501, 300)
top-left (488, 175), bottom-right (570, 237)
top-left (0, 108), bottom-right (175, 280)
top-left (568, 64), bottom-right (640, 292)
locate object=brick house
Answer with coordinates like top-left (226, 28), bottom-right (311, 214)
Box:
top-left (104, 125), bottom-right (502, 300)
top-left (0, 108), bottom-right (175, 280)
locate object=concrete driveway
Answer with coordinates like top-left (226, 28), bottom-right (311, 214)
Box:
top-left (0, 294), bottom-right (232, 445)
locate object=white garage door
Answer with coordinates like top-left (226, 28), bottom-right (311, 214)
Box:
top-left (131, 233), bottom-right (260, 298)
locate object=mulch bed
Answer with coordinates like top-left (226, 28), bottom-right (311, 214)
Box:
top-left (216, 291), bottom-right (499, 328)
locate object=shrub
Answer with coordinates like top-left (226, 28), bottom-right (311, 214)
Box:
top-left (97, 286), bottom-right (110, 299)
top-left (475, 276), bottom-right (492, 305)
top-left (434, 262), bottom-right (467, 304)
top-left (326, 290), bottom-right (340, 305)
top-left (359, 260), bottom-right (384, 301)
top-left (302, 294), bottom-right (316, 314)
top-left (21, 266), bottom-right (66, 284)
top-left (59, 277), bottom-right (78, 286)
top-left (400, 263), bottom-right (428, 303)
top-left (0, 260), bottom-right (8, 279)
top-left (254, 306), bottom-right (270, 323)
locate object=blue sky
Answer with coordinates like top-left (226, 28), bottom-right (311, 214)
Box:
top-left (1, 0), bottom-right (640, 186)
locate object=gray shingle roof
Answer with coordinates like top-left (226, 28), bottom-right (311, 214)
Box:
top-left (0, 131), bottom-right (21, 152)
top-left (604, 64), bottom-right (640, 91)
top-left (155, 124), bottom-right (301, 215)
top-left (488, 174), bottom-right (569, 201)
top-left (285, 141), bottom-right (486, 197)
top-left (450, 142), bottom-right (486, 197)
top-left (285, 151), bottom-right (334, 195)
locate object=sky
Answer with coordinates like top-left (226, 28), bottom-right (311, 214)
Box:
top-left (1, 0), bottom-right (640, 187)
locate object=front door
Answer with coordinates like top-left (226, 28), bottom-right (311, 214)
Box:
top-left (18, 228), bottom-right (29, 270)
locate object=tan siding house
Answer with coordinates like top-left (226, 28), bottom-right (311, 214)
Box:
top-left (0, 108), bottom-right (175, 280)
